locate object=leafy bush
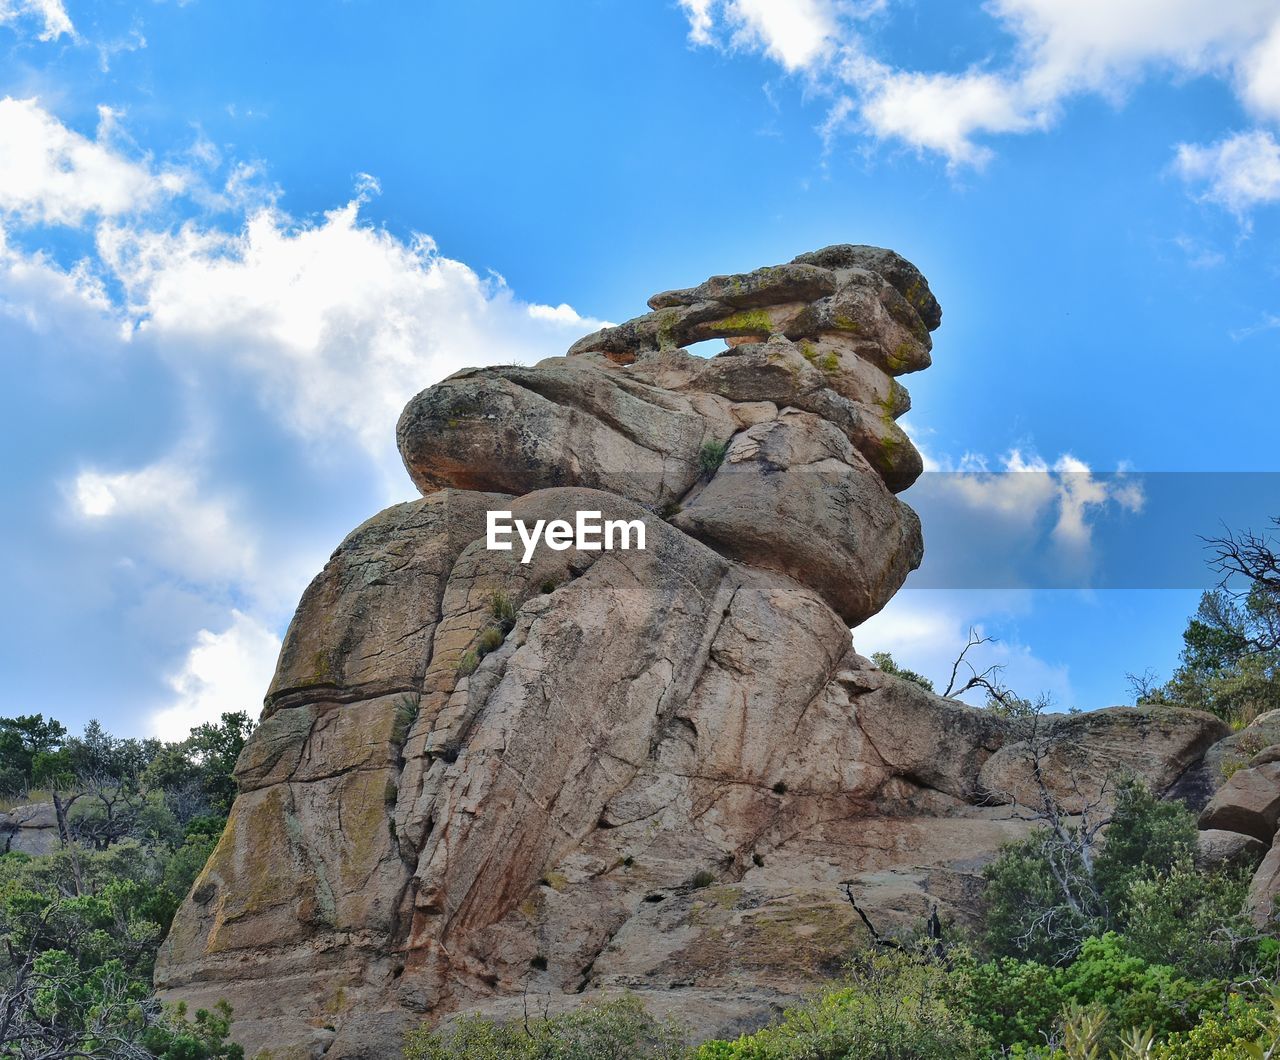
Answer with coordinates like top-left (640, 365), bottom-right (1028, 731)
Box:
top-left (692, 948), bottom-right (992, 1060)
top-left (1122, 862), bottom-right (1261, 980)
top-left (1092, 782), bottom-right (1197, 917)
top-left (698, 440), bottom-right (729, 477)
top-left (869, 652), bottom-right (935, 692)
top-left (404, 995), bottom-right (688, 1059)
top-left (982, 779), bottom-right (1201, 964)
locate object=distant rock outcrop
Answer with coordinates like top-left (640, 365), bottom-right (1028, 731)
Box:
top-left (0, 802), bottom-right (60, 855)
top-left (155, 247), bottom-right (1230, 1058)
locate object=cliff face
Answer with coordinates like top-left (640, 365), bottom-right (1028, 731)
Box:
top-left (155, 247), bottom-right (1228, 1058)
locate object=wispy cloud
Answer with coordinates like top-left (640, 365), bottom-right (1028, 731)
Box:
top-left (677, 0), bottom-right (1280, 194)
top-left (1230, 311), bottom-right (1280, 341)
top-left (0, 0), bottom-right (74, 42)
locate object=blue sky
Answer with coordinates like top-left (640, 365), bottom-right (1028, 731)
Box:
top-left (1, 0), bottom-right (1278, 738)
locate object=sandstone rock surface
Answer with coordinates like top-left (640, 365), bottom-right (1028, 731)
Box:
top-left (1198, 762), bottom-right (1280, 843)
top-left (156, 247), bottom-right (1230, 1058)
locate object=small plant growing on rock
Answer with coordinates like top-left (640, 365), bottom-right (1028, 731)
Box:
top-left (392, 693), bottom-right (420, 745)
top-left (457, 650), bottom-right (479, 676)
top-left (490, 590), bottom-right (517, 631)
top-left (477, 627), bottom-right (504, 655)
top-left (698, 440), bottom-right (729, 477)
top-left (690, 869), bottom-right (716, 889)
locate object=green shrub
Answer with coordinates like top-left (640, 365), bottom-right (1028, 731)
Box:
top-left (490, 590), bottom-right (517, 630)
top-left (477, 627), bottom-right (504, 656)
top-left (457, 651), bottom-right (479, 676)
top-left (1152, 990), bottom-right (1278, 1059)
top-left (1056, 934), bottom-right (1222, 1041)
top-left (1122, 862), bottom-right (1259, 980)
top-left (404, 995), bottom-right (688, 1059)
top-left (691, 948), bottom-right (991, 1060)
top-left (982, 779), bottom-right (1200, 965)
top-left (1093, 782), bottom-right (1197, 918)
top-left (869, 651), bottom-right (935, 692)
top-left (698, 440), bottom-right (729, 477)
top-left (982, 829), bottom-right (1103, 964)
top-left (963, 953), bottom-right (1066, 1049)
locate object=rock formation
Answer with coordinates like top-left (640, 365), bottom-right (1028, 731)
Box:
top-left (155, 247), bottom-right (1230, 1058)
top-left (1192, 710), bottom-right (1280, 925)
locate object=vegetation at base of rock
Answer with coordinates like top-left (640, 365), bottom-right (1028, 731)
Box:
top-left (0, 711), bottom-right (250, 1055)
top-left (406, 769), bottom-right (1280, 1059)
top-left (981, 779), bottom-right (1214, 965)
top-left (404, 995), bottom-right (688, 1060)
top-left (694, 948), bottom-right (990, 1059)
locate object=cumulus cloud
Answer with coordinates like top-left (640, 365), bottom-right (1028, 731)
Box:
top-left (917, 444), bottom-right (1145, 555)
top-left (1174, 129), bottom-right (1280, 214)
top-left (679, 0), bottom-right (841, 70)
top-left (678, 0), bottom-right (1280, 180)
top-left (0, 98), bottom-right (609, 735)
top-left (97, 201), bottom-right (608, 474)
top-left (0, 99), bottom-right (184, 226)
top-left (150, 610), bottom-right (281, 740)
top-left (0, 0), bottom-right (73, 41)
top-left (68, 455), bottom-right (259, 584)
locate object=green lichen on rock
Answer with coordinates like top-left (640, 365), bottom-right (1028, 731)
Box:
top-left (656, 308), bottom-right (683, 349)
top-left (710, 309), bottom-right (773, 334)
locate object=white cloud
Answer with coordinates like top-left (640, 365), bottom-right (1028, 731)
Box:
top-left (0, 98), bottom-right (184, 226)
top-left (855, 69), bottom-right (1037, 168)
top-left (0, 0), bottom-right (73, 41)
top-left (1174, 129), bottom-right (1280, 214)
top-left (679, 0), bottom-right (1280, 177)
top-left (913, 442), bottom-right (1145, 554)
top-left (1, 98), bottom-right (611, 733)
top-left (856, 590), bottom-right (1075, 708)
top-left (678, 0), bottom-right (840, 70)
top-left (96, 199), bottom-right (608, 480)
top-left (150, 610), bottom-right (281, 740)
top-left (68, 456), bottom-right (259, 584)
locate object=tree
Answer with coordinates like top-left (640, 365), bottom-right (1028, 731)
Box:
top-left (1138, 518), bottom-right (1280, 724)
top-left (0, 716), bottom-right (68, 797)
top-left (981, 706), bottom-right (1200, 964)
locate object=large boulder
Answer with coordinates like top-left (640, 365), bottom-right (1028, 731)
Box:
top-left (1247, 843), bottom-right (1280, 929)
top-left (1195, 828), bottom-right (1267, 871)
top-left (979, 707), bottom-right (1229, 811)
top-left (1199, 762), bottom-right (1280, 843)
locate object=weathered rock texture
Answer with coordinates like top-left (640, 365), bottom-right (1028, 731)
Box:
top-left (156, 247), bottom-right (1230, 1058)
top-left (0, 802), bottom-right (60, 855)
